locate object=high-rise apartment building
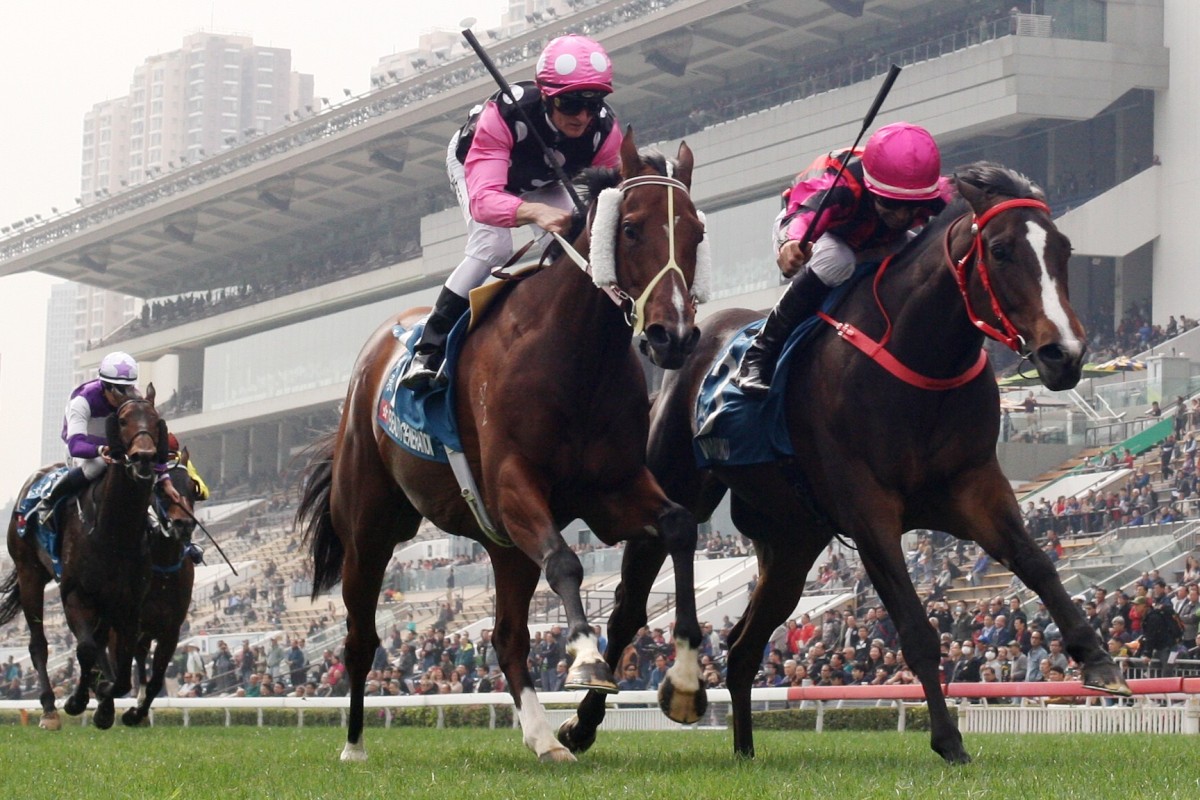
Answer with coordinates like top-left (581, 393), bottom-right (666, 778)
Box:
top-left (40, 282), bottom-right (78, 464)
top-left (80, 31), bottom-right (314, 203)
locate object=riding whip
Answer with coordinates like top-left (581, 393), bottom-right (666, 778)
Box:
top-left (460, 20), bottom-right (590, 218)
top-left (179, 505), bottom-right (239, 576)
top-left (798, 64), bottom-right (903, 248)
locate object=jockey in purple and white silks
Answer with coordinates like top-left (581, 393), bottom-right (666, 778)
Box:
top-left (35, 351), bottom-right (183, 517)
top-left (401, 34), bottom-right (624, 389)
top-left (733, 122), bottom-right (956, 396)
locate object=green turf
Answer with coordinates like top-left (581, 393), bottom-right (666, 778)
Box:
top-left (0, 726), bottom-right (1193, 799)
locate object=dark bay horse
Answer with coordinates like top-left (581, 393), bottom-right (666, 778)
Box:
top-left (298, 130), bottom-right (708, 762)
top-left (599, 163), bottom-right (1129, 763)
top-left (118, 458), bottom-right (199, 726)
top-left (0, 388), bottom-right (167, 730)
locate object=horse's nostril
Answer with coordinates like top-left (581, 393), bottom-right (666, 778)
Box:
top-left (1037, 344), bottom-right (1067, 364)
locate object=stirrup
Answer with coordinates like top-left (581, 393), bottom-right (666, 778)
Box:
top-left (400, 350), bottom-right (445, 390)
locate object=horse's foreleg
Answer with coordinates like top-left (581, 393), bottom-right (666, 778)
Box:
top-left (560, 539), bottom-right (666, 754)
top-left (853, 518), bottom-right (970, 765)
top-left (951, 467), bottom-right (1130, 696)
top-left (124, 633), bottom-right (167, 726)
top-left (489, 546), bottom-right (575, 763)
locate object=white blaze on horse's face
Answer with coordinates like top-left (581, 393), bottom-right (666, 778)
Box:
top-left (1026, 220), bottom-right (1084, 357)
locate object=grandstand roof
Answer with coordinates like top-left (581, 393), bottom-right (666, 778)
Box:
top-left (0, 0), bottom-right (951, 297)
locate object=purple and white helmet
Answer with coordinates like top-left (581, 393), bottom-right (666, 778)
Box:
top-left (98, 351), bottom-right (139, 385)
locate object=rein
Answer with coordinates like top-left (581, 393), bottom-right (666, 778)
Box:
top-left (816, 196), bottom-right (1051, 390)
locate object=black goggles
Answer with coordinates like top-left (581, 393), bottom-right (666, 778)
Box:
top-left (551, 92), bottom-right (606, 116)
top-left (873, 195), bottom-right (931, 213)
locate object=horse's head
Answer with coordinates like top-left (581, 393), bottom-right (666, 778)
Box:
top-left (951, 163), bottom-right (1086, 391)
top-left (104, 383), bottom-right (168, 482)
top-left (155, 459), bottom-right (199, 549)
top-left (587, 127), bottom-right (706, 369)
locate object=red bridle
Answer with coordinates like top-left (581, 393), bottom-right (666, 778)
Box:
top-left (945, 197), bottom-right (1052, 356)
top-left (817, 196), bottom-right (1053, 391)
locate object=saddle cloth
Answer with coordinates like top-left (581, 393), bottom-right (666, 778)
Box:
top-left (692, 263), bottom-right (875, 468)
top-left (16, 467), bottom-right (69, 579)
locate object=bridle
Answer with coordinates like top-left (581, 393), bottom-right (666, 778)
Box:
top-left (944, 197), bottom-right (1052, 357)
top-left (556, 173), bottom-right (703, 336)
top-left (817, 196), bottom-right (1053, 390)
top-left (111, 398), bottom-right (161, 482)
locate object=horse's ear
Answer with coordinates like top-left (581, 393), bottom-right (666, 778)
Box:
top-left (619, 126), bottom-right (640, 179)
top-left (105, 413), bottom-right (124, 457)
top-left (146, 383), bottom-right (156, 406)
top-left (954, 175), bottom-right (989, 217)
top-left (156, 420), bottom-right (170, 463)
top-left (181, 446), bottom-right (190, 466)
top-left (674, 140), bottom-right (694, 189)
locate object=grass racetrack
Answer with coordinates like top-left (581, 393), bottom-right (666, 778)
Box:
top-left (0, 726), bottom-right (1193, 799)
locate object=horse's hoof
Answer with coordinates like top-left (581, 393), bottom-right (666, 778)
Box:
top-left (938, 746), bottom-right (973, 765)
top-left (121, 708), bottom-right (145, 727)
top-left (340, 742), bottom-right (368, 762)
top-left (1083, 664), bottom-right (1133, 697)
top-left (658, 679), bottom-right (708, 724)
top-left (564, 661), bottom-right (617, 694)
top-left (538, 746), bottom-right (578, 764)
top-left (38, 712), bottom-right (61, 731)
top-left (556, 715), bottom-right (597, 755)
top-left (63, 696), bottom-right (87, 717)
top-left (92, 704), bottom-right (115, 730)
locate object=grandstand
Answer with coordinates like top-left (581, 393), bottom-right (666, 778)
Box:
top-left (3, 0), bottom-right (1200, 697)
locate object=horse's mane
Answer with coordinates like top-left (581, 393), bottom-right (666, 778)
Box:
top-left (548, 148), bottom-right (675, 249)
top-left (892, 161), bottom-right (1044, 265)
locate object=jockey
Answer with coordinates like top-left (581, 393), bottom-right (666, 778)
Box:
top-left (733, 122), bottom-right (954, 396)
top-left (164, 432), bottom-right (210, 565)
top-left (35, 351), bottom-right (183, 517)
top-left (401, 34), bottom-right (623, 389)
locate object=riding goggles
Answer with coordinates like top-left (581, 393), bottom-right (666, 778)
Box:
top-left (551, 91), bottom-right (606, 117)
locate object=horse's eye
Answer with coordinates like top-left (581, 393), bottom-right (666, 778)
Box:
top-left (989, 242), bottom-right (1010, 261)
top-left (622, 221), bottom-right (638, 241)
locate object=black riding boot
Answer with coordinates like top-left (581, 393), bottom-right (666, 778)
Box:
top-left (35, 466), bottom-right (90, 519)
top-left (400, 287), bottom-right (471, 389)
top-left (732, 268), bottom-right (832, 397)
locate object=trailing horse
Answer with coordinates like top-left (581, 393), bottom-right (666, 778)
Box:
top-left (118, 458), bottom-right (200, 726)
top-left (1, 388), bottom-right (167, 730)
top-left (298, 130), bottom-right (709, 763)
top-left (592, 162), bottom-right (1131, 762)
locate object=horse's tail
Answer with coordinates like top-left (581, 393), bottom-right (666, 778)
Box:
top-left (0, 568), bottom-right (22, 627)
top-left (295, 432), bottom-right (344, 600)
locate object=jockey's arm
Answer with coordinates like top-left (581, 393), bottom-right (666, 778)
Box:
top-left (63, 395), bottom-right (107, 459)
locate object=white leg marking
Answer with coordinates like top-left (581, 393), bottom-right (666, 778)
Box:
top-left (666, 639), bottom-right (702, 692)
top-left (1027, 222), bottom-right (1083, 356)
top-left (517, 687), bottom-right (574, 761)
top-left (566, 633), bottom-right (604, 664)
top-left (340, 740), bottom-right (368, 762)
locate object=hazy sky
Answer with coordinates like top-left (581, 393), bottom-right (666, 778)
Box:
top-left (0, 0), bottom-right (507, 504)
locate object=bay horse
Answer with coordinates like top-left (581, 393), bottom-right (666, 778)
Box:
top-left (0, 388), bottom-right (167, 730)
top-left (118, 458), bottom-right (199, 726)
top-left (584, 162), bottom-right (1130, 762)
top-left (298, 130), bottom-right (708, 763)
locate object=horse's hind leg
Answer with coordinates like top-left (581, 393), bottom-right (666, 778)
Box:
top-left (337, 497), bottom-right (416, 763)
top-left (489, 545), bottom-right (576, 763)
top-left (949, 466), bottom-right (1129, 695)
top-left (724, 508), bottom-right (828, 758)
top-left (13, 566), bottom-right (59, 729)
top-left (123, 633), bottom-right (160, 726)
top-left (559, 537), bottom-right (666, 753)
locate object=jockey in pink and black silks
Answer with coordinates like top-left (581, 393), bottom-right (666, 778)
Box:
top-left (734, 122), bottom-right (956, 396)
top-left (37, 350), bottom-right (182, 515)
top-left (401, 34), bottom-right (624, 390)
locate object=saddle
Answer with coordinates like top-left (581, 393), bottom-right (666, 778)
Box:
top-left (16, 467), bottom-right (71, 579)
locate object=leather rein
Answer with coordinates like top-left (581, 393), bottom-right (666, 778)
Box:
top-left (816, 197), bottom-right (1051, 391)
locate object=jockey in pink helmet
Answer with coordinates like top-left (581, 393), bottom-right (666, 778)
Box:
top-left (402, 35), bottom-right (622, 389)
top-left (733, 122), bottom-right (955, 396)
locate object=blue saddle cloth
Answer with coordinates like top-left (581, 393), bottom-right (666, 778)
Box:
top-left (376, 313), bottom-right (471, 463)
top-left (692, 263), bottom-right (875, 468)
top-left (16, 467), bottom-right (69, 579)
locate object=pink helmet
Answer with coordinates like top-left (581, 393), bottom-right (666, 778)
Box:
top-left (535, 35), bottom-right (613, 97)
top-left (861, 122), bottom-right (941, 201)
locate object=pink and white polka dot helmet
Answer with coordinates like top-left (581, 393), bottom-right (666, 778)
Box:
top-left (535, 35), bottom-right (613, 97)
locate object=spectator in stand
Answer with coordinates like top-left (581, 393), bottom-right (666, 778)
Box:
top-left (648, 654), bottom-right (671, 690)
top-left (617, 662), bottom-right (646, 691)
top-left (1024, 631), bottom-right (1049, 681)
top-left (287, 639), bottom-right (307, 688)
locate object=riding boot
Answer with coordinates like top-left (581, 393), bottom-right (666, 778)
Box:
top-left (33, 467), bottom-right (89, 521)
top-left (185, 542), bottom-right (205, 565)
top-left (732, 268), bottom-right (833, 397)
top-left (400, 287), bottom-right (471, 390)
